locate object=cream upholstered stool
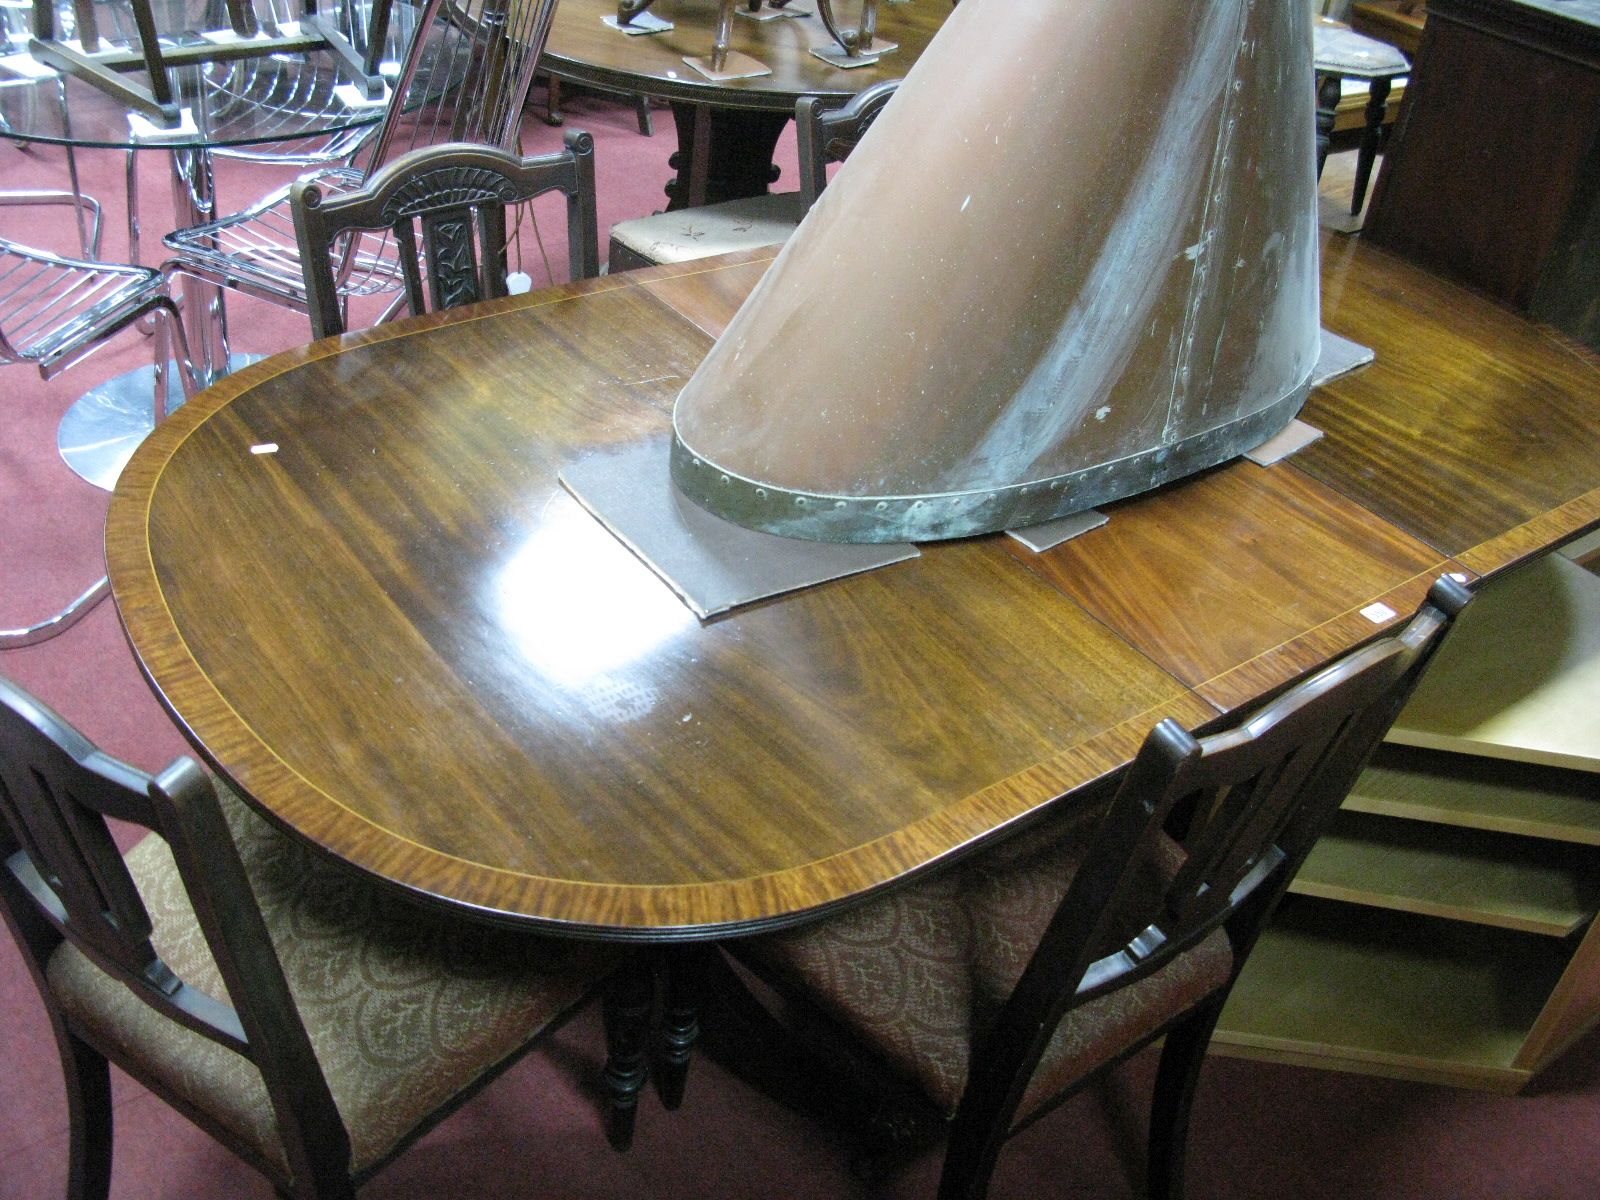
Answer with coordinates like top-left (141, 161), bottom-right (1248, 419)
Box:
top-left (1313, 20), bottom-right (1410, 215)
top-left (608, 80), bottom-right (899, 273)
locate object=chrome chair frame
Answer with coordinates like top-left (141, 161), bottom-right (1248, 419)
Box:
top-left (0, 208), bottom-right (195, 648)
top-left (164, 0), bottom-right (562, 335)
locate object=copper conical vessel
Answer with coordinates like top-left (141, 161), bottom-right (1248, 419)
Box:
top-left (671, 0), bottom-right (1319, 542)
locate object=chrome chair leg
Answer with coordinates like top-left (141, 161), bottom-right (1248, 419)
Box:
top-left (0, 576), bottom-right (110, 649)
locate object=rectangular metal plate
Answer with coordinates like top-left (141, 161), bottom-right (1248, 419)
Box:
top-left (1312, 327), bottom-right (1375, 387)
top-left (1006, 508), bottom-right (1108, 553)
top-left (810, 42), bottom-right (895, 67)
top-left (738, 5), bottom-right (812, 19)
top-left (603, 12), bottom-right (673, 34)
top-left (561, 437), bottom-right (919, 620)
top-left (1246, 418), bottom-right (1324, 465)
top-left (683, 50), bottom-right (773, 80)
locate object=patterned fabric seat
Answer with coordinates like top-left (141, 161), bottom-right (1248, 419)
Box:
top-left (749, 814), bottom-right (1233, 1120)
top-left (47, 784), bottom-right (613, 1176)
top-left (0, 675), bottom-right (617, 1198)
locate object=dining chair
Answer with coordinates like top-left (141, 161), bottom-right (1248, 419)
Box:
top-left (291, 134), bottom-right (599, 339)
top-left (726, 575), bottom-right (1474, 1200)
top-left (164, 0), bottom-right (562, 336)
top-left (606, 78), bottom-right (900, 273)
top-left (0, 673), bottom-right (619, 1199)
top-left (0, 198), bottom-right (196, 649)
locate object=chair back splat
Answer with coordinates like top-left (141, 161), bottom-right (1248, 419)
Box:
top-left (164, 0), bottom-right (573, 332)
top-left (0, 675), bottom-right (613, 1199)
top-left (293, 134), bottom-right (598, 338)
top-left (945, 576), bottom-right (1472, 1199)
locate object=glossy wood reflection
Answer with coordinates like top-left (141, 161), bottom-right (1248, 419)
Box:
top-left (109, 263), bottom-right (1203, 936)
top-left (107, 239), bottom-right (1600, 941)
top-left (1008, 460), bottom-right (1453, 711)
top-left (1300, 240), bottom-right (1600, 560)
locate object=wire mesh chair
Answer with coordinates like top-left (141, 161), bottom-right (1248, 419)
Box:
top-left (0, 202), bottom-right (195, 649)
top-left (164, 0), bottom-right (562, 334)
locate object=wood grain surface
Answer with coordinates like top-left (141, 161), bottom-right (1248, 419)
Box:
top-left (106, 239), bottom-right (1600, 940)
top-left (107, 262), bottom-right (1209, 938)
top-left (1297, 240), bottom-right (1600, 559)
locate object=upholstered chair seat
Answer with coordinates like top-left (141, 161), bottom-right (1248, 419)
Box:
top-left (746, 814), bottom-right (1233, 1121)
top-left (608, 192), bottom-right (808, 272)
top-left (43, 782), bottom-right (613, 1181)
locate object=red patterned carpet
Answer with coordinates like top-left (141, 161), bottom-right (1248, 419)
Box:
top-left (3, 98), bottom-right (1599, 1198)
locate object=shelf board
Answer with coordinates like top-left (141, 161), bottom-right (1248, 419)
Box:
top-left (1214, 897), bottom-right (1565, 1091)
top-left (1388, 553), bottom-right (1600, 773)
top-left (1292, 810), bottom-right (1600, 935)
top-left (1346, 745), bottom-right (1600, 844)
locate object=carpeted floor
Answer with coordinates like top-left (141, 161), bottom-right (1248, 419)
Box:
top-left (2, 98), bottom-right (1598, 1198)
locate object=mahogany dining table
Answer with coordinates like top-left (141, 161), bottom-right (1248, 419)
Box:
top-left (104, 234), bottom-right (1600, 1137)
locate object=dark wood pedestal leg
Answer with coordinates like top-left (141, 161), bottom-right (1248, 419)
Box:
top-left (1352, 76), bottom-right (1392, 215)
top-left (602, 956), bottom-right (654, 1151)
top-left (665, 103), bottom-right (792, 210)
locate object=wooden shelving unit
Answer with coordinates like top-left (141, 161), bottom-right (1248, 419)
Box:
top-left (1215, 550), bottom-right (1600, 1092)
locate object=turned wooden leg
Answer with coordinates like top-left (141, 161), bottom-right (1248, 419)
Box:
top-left (544, 77), bottom-right (565, 127)
top-left (1352, 76), bottom-right (1392, 215)
top-left (1315, 72), bottom-right (1342, 181)
top-left (655, 947), bottom-right (711, 1110)
top-left (602, 957), bottom-right (654, 1150)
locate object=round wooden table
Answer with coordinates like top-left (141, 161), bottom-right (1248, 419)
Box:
top-left (541, 0), bottom-right (951, 207)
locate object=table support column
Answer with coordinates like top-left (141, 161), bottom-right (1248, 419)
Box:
top-left (665, 102), bottom-right (790, 210)
top-left (169, 143), bottom-right (232, 388)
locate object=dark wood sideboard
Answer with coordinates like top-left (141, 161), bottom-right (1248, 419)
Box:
top-left (1362, 0), bottom-right (1600, 351)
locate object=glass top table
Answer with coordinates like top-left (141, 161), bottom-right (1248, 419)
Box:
top-left (0, 26), bottom-right (389, 487)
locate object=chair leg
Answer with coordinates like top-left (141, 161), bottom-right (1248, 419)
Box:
top-left (1314, 73), bottom-right (1341, 181)
top-left (602, 955), bottom-right (654, 1151)
top-left (0, 577), bottom-right (110, 649)
top-left (1147, 994), bottom-right (1227, 1200)
top-left (61, 1030), bottom-right (113, 1200)
top-left (1351, 77), bottom-right (1392, 216)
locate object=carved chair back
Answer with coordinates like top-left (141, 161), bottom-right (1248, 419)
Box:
top-left (941, 575), bottom-right (1474, 1197)
top-left (292, 135), bottom-right (599, 338)
top-left (796, 78), bottom-right (901, 208)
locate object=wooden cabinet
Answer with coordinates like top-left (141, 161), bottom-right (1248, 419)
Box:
top-left (1361, 0), bottom-right (1600, 352)
top-left (1214, 550), bottom-right (1600, 1092)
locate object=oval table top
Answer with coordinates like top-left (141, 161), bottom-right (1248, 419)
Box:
top-left (106, 244), bottom-right (1600, 941)
top-left (541, 0), bottom-right (949, 110)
